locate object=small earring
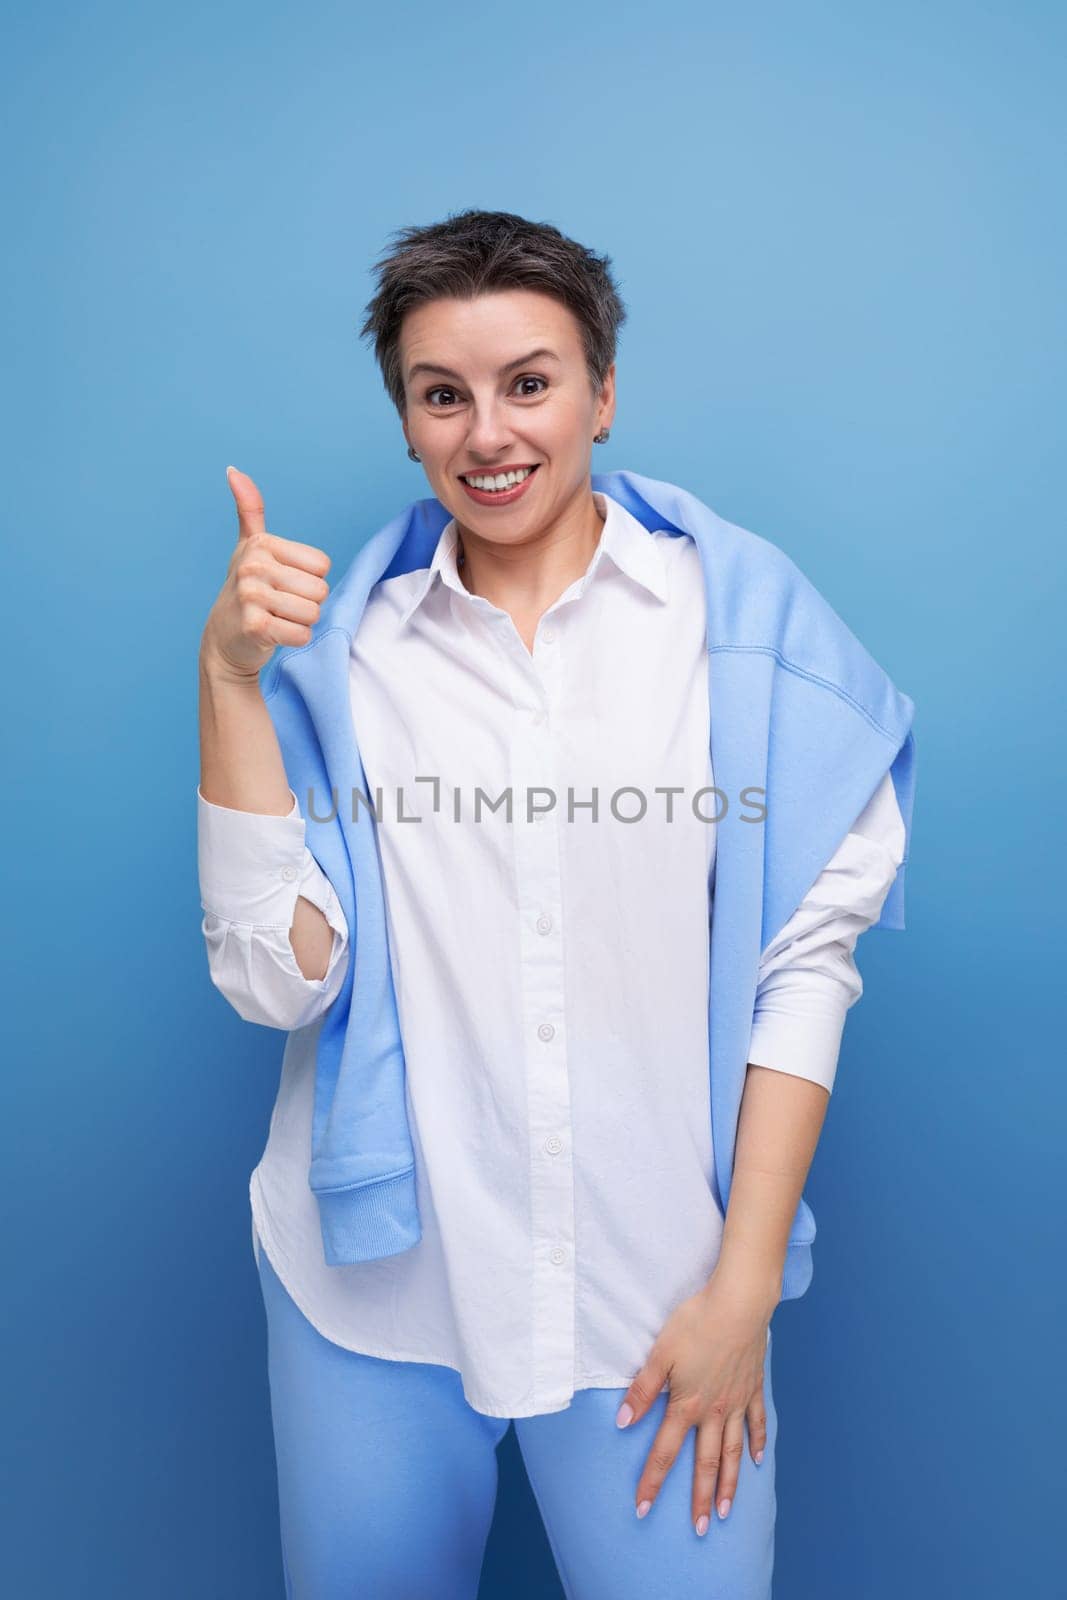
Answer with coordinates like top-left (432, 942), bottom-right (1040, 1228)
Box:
top-left (407, 444), bottom-right (420, 462)
top-left (593, 428), bottom-right (610, 444)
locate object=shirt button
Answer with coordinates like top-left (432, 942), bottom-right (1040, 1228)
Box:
top-left (281, 866), bottom-right (297, 882)
top-left (536, 913), bottom-right (553, 934)
top-left (541, 626), bottom-right (556, 644)
top-left (550, 1246), bottom-right (566, 1265)
top-left (537, 1022), bottom-right (555, 1042)
top-left (544, 1134), bottom-right (564, 1155)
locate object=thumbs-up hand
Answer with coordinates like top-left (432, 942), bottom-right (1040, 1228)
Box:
top-left (200, 466), bottom-right (333, 683)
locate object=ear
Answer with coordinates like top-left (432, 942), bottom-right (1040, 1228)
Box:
top-left (599, 361), bottom-right (617, 433)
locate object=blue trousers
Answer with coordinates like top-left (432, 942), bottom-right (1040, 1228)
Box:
top-left (256, 1243), bottom-right (778, 1599)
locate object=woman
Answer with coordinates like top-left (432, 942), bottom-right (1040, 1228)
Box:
top-left (197, 208), bottom-right (915, 1598)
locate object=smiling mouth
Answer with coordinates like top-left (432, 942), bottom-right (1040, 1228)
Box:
top-left (459, 464), bottom-right (540, 489)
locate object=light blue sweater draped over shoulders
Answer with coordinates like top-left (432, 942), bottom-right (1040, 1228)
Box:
top-left (260, 469), bottom-right (917, 1303)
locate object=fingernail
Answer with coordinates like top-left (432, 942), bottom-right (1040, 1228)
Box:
top-left (636, 1499), bottom-right (651, 1519)
top-left (695, 1514), bottom-right (709, 1536)
top-left (718, 1497), bottom-right (732, 1519)
top-left (754, 1449), bottom-right (764, 1464)
top-left (615, 1402), bottom-right (634, 1428)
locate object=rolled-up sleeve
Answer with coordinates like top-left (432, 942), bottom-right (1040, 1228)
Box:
top-left (197, 785), bottom-right (350, 1032)
top-left (747, 771), bottom-right (906, 1094)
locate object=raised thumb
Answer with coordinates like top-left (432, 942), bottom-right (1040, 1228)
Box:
top-left (226, 465), bottom-right (267, 540)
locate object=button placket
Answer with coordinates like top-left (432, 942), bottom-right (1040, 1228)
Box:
top-left (509, 635), bottom-right (575, 1404)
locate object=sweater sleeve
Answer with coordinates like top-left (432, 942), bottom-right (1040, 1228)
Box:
top-left (746, 772), bottom-right (906, 1093)
top-left (197, 785), bottom-right (350, 1032)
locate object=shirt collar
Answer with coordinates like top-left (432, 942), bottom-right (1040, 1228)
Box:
top-left (397, 488), bottom-right (670, 627)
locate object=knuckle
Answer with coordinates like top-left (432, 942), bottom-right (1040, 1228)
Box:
top-left (628, 1376), bottom-right (656, 1406)
top-left (722, 1439), bottom-right (744, 1462)
top-left (648, 1447), bottom-right (674, 1474)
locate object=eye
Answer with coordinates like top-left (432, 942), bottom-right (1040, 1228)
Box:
top-left (424, 375), bottom-right (548, 408)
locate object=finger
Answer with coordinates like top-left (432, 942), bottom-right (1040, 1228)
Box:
top-left (634, 1395), bottom-right (699, 1520)
top-left (238, 600), bottom-right (316, 650)
top-left (226, 465), bottom-right (267, 541)
top-left (237, 550), bottom-right (331, 606)
top-left (266, 536), bottom-right (333, 582)
top-left (711, 1410), bottom-right (746, 1524)
top-left (747, 1389), bottom-right (768, 1466)
top-left (240, 581), bottom-right (323, 631)
top-left (615, 1352), bottom-right (669, 1431)
top-left (691, 1416), bottom-right (724, 1537)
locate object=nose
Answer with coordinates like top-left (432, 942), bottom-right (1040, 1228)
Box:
top-left (464, 398), bottom-right (516, 459)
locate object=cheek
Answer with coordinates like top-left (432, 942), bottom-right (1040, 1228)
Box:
top-left (538, 404), bottom-right (592, 452)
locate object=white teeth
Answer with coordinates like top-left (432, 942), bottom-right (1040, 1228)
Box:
top-left (463, 467), bottom-right (535, 491)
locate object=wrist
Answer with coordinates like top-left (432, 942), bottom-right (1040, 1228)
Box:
top-left (704, 1248), bottom-right (783, 1319)
top-left (199, 639), bottom-right (263, 692)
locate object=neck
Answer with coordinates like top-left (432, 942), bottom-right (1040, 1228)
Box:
top-left (456, 491), bottom-right (606, 613)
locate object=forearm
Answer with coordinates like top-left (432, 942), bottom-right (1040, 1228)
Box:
top-left (198, 643), bottom-right (335, 982)
top-left (708, 1063), bottom-right (831, 1311)
top-left (199, 641), bottom-right (294, 814)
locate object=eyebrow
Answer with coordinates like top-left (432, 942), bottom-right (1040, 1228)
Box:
top-left (406, 347), bottom-right (562, 384)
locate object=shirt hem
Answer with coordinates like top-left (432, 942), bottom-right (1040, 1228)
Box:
top-left (250, 1174), bottom-right (638, 1420)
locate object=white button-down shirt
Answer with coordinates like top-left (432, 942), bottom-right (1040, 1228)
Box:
top-left (198, 489), bottom-right (905, 1417)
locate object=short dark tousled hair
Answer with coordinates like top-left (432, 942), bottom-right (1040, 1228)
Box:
top-left (358, 208), bottom-right (628, 417)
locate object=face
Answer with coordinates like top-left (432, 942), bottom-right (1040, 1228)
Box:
top-left (399, 289), bottom-right (615, 547)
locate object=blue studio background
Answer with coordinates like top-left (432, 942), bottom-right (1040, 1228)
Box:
top-left (3, 2), bottom-right (1064, 1595)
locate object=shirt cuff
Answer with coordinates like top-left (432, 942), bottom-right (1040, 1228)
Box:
top-left (197, 784), bottom-right (311, 927)
top-left (747, 964), bottom-right (858, 1094)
